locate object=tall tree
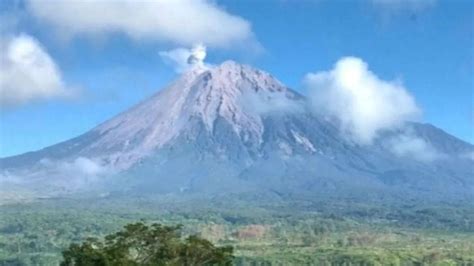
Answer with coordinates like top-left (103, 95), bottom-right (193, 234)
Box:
top-left (61, 222), bottom-right (233, 266)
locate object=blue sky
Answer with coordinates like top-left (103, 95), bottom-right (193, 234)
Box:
top-left (0, 0), bottom-right (473, 157)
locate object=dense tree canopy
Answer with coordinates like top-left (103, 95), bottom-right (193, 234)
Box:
top-left (1, 199), bottom-right (473, 265)
top-left (60, 222), bottom-right (233, 266)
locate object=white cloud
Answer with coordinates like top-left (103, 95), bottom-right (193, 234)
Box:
top-left (27, 0), bottom-right (258, 49)
top-left (40, 157), bottom-right (108, 178)
top-left (385, 133), bottom-right (442, 162)
top-left (0, 157), bottom-right (110, 200)
top-left (159, 44), bottom-right (210, 73)
top-left (305, 57), bottom-right (421, 144)
top-left (63, 157), bottom-right (106, 176)
top-left (0, 34), bottom-right (71, 107)
top-left (33, 157), bottom-right (111, 190)
top-left (241, 90), bottom-right (303, 116)
top-left (187, 44), bottom-right (207, 64)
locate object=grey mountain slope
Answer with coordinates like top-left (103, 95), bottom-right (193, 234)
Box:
top-left (1, 61), bottom-right (473, 203)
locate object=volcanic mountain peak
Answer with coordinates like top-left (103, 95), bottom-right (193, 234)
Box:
top-left (79, 61), bottom-right (299, 167)
top-left (1, 60), bottom-right (472, 203)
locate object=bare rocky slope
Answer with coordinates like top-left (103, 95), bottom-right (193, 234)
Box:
top-left (1, 61), bottom-right (473, 203)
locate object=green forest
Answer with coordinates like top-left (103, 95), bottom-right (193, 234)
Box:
top-left (1, 195), bottom-right (473, 265)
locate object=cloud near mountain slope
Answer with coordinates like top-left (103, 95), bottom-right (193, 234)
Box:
top-left (159, 44), bottom-right (210, 73)
top-left (304, 57), bottom-right (421, 145)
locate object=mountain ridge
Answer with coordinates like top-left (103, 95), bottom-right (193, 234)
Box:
top-left (1, 61), bottom-right (473, 203)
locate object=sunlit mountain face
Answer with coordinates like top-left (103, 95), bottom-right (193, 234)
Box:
top-left (1, 61), bottom-right (473, 204)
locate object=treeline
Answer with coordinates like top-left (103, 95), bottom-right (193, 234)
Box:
top-left (1, 198), bottom-right (474, 265)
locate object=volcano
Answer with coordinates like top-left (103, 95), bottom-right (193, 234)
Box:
top-left (1, 61), bottom-right (473, 203)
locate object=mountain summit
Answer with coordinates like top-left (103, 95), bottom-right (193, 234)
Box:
top-left (1, 61), bottom-right (473, 203)
top-left (87, 61), bottom-right (301, 169)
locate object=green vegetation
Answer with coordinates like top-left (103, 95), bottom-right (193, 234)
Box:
top-left (0, 196), bottom-right (473, 265)
top-left (61, 222), bottom-right (233, 266)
